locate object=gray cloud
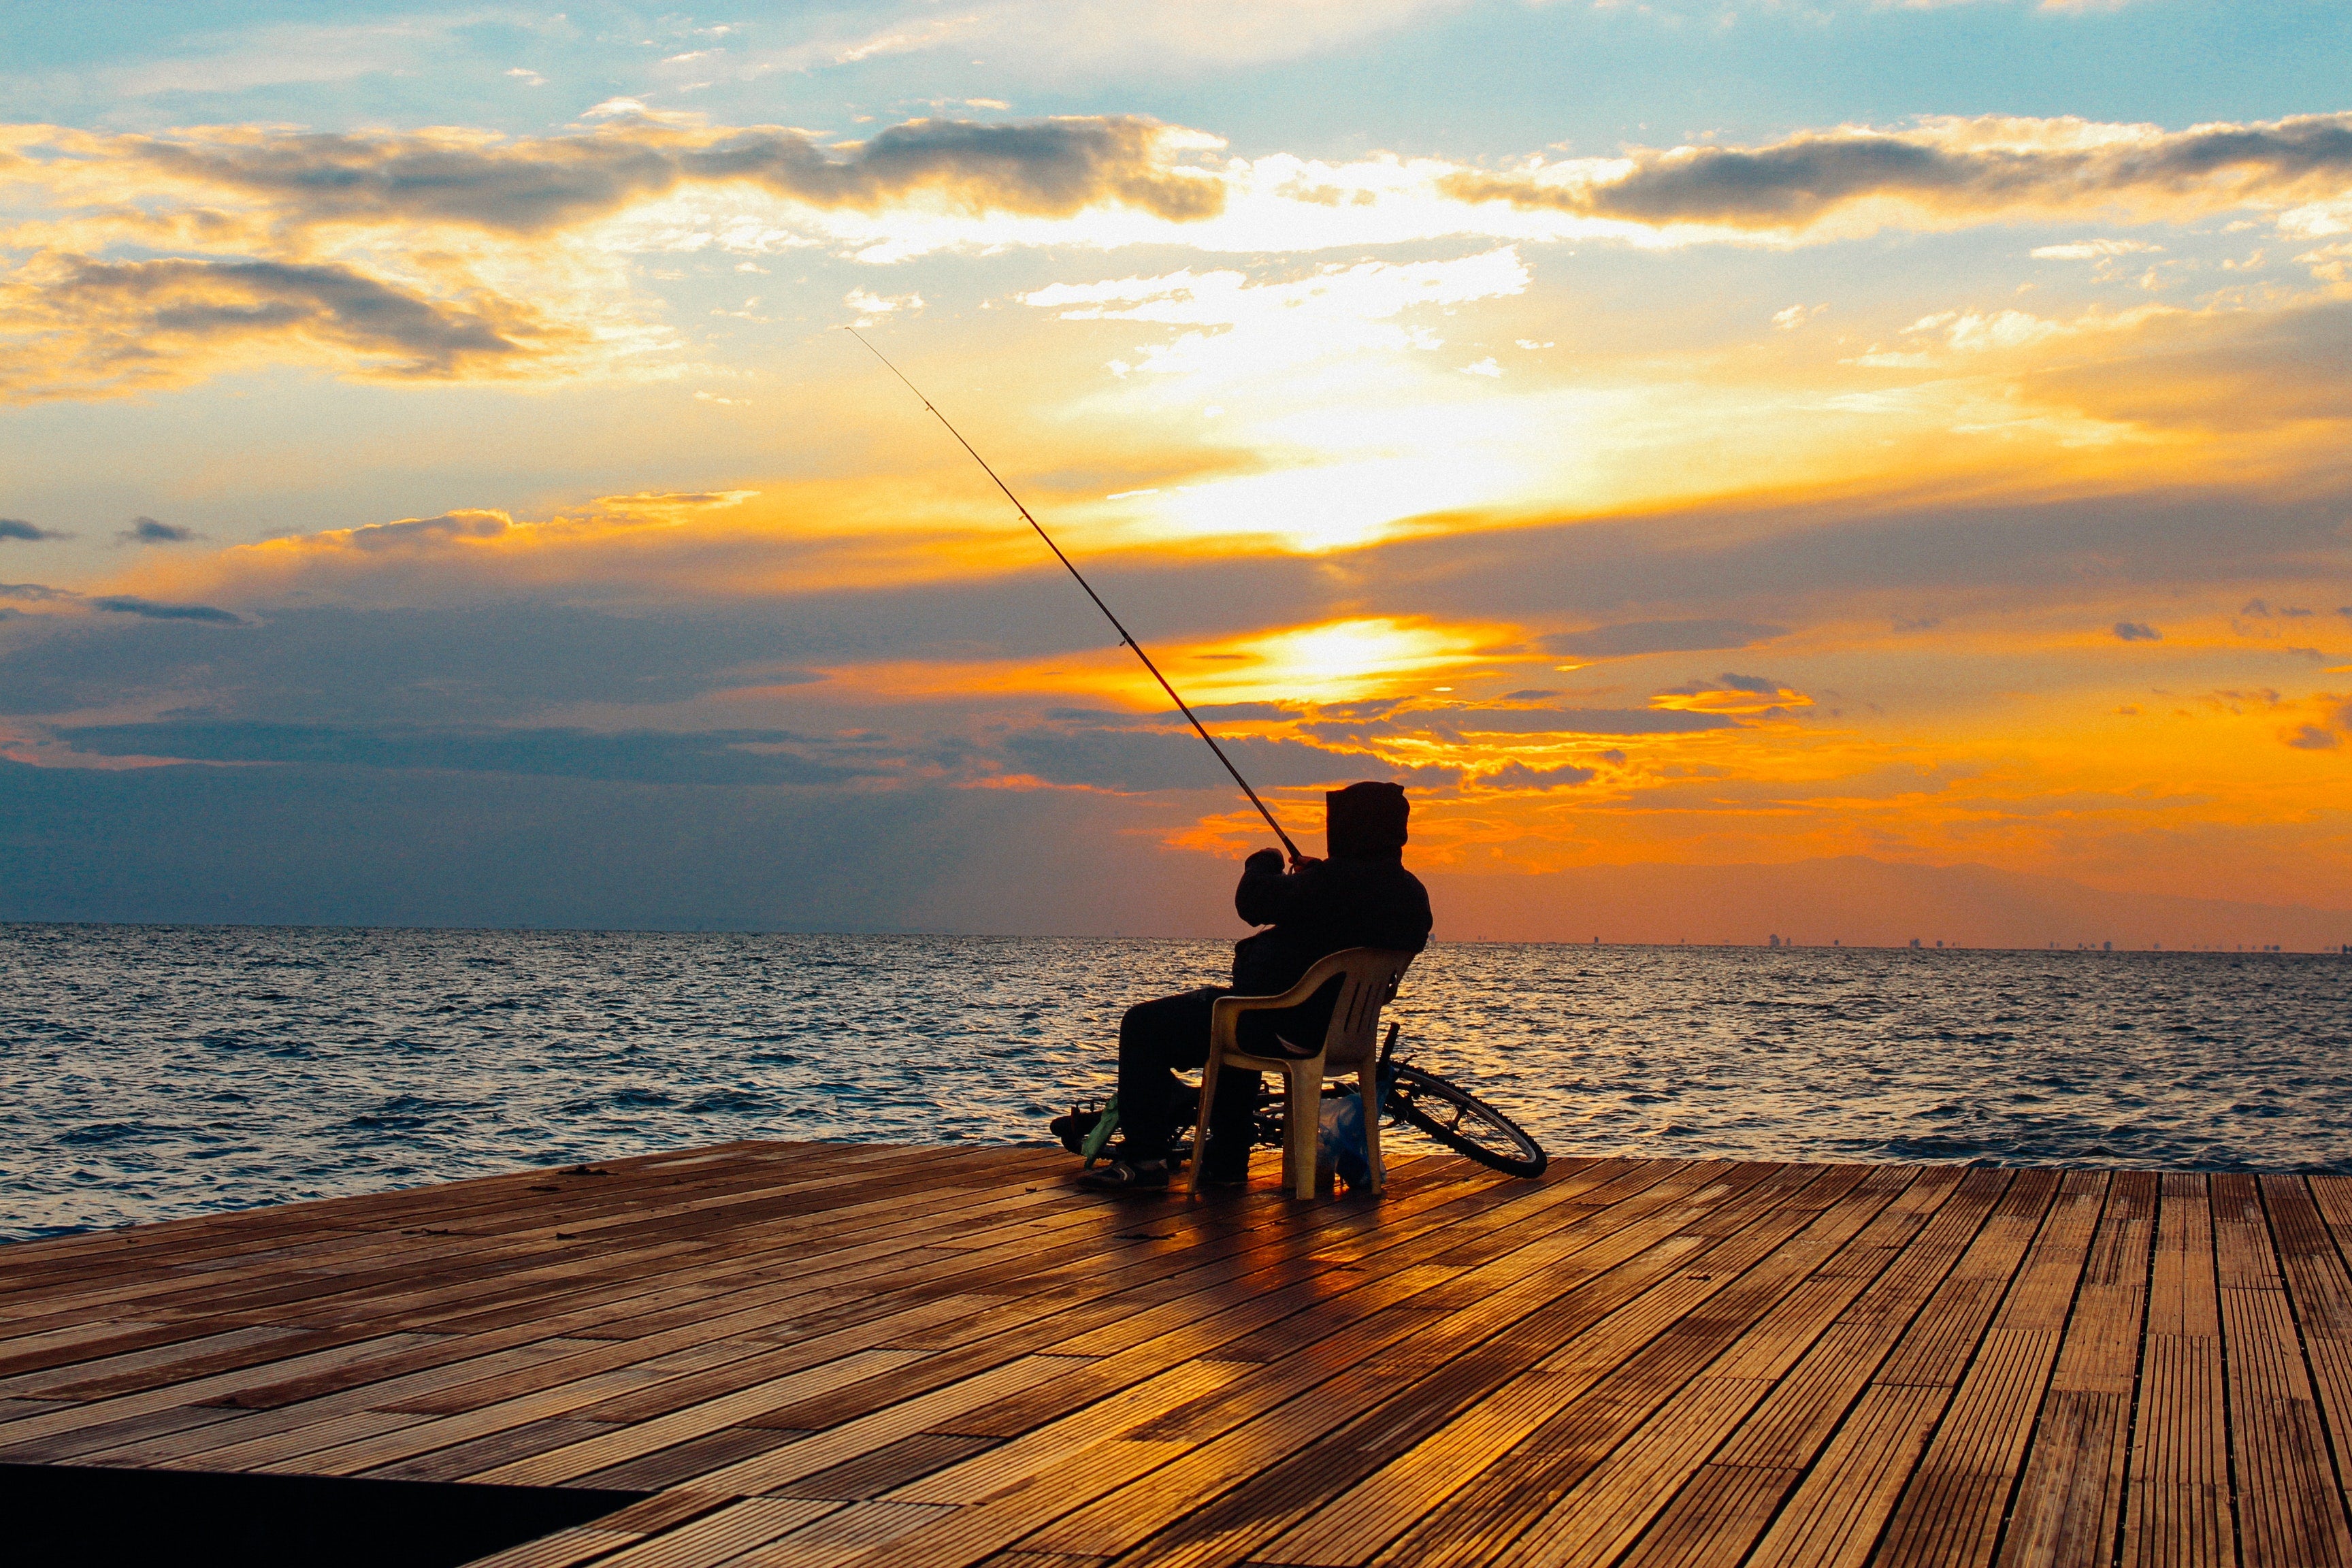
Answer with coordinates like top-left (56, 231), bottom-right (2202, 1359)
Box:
top-left (12, 255), bottom-right (546, 394)
top-left (12, 484), bottom-right (2340, 735)
top-left (87, 595), bottom-right (246, 625)
top-left (0, 755), bottom-right (1245, 936)
top-left (120, 116), bottom-right (1223, 233)
top-left (0, 604), bottom-right (828, 721)
top-left (54, 721), bottom-right (879, 787)
top-left (1002, 723), bottom-right (1452, 792)
top-left (1418, 706), bottom-right (1737, 737)
top-left (1661, 672), bottom-right (1786, 696)
top-left (0, 519), bottom-right (70, 542)
top-left (0, 583), bottom-right (73, 600)
top-left (119, 518), bottom-right (199, 545)
top-left (1371, 487), bottom-right (2352, 632)
top-left (2114, 621), bottom-right (2162, 642)
top-left (1441, 113), bottom-right (2352, 231)
top-left (1544, 619), bottom-right (1784, 658)
top-left (1473, 761), bottom-right (1598, 791)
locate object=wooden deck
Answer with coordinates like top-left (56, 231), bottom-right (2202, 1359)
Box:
top-left (5, 1144), bottom-right (2352, 1568)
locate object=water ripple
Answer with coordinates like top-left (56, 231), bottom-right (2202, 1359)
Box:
top-left (1, 925), bottom-right (2347, 1241)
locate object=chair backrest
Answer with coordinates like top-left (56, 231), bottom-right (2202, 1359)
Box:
top-left (1305, 947), bottom-right (1416, 1066)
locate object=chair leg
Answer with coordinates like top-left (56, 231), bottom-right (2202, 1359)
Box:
top-left (1188, 1049), bottom-right (1222, 1196)
top-left (1288, 1059), bottom-right (1320, 1200)
top-left (1360, 1071), bottom-right (1384, 1194)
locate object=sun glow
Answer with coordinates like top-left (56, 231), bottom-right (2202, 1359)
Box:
top-left (1192, 617), bottom-right (1491, 699)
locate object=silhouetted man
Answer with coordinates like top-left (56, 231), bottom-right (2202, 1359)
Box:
top-left (1079, 781), bottom-right (1433, 1192)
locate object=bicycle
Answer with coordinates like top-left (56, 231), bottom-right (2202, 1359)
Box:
top-left (1050, 1022), bottom-right (1548, 1180)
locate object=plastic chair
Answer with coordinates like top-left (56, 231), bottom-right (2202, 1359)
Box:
top-left (1188, 947), bottom-right (1416, 1199)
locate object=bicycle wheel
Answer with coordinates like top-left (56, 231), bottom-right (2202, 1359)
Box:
top-left (1387, 1063), bottom-right (1548, 1178)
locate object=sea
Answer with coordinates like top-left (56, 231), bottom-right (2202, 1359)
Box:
top-left (3, 924), bottom-right (2348, 1243)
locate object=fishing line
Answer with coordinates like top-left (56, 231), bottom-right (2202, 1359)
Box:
top-left (845, 326), bottom-right (1304, 866)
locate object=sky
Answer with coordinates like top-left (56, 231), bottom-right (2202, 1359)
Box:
top-left (2, 0), bottom-right (2349, 946)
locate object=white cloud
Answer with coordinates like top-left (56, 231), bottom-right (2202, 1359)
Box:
top-left (1021, 248), bottom-right (1530, 382)
top-left (1846, 299), bottom-right (2181, 368)
top-left (2278, 197), bottom-right (2352, 240)
top-left (1913, 308), bottom-right (2068, 353)
top-left (731, 0), bottom-right (1465, 81)
top-left (1460, 357), bottom-right (1503, 376)
top-left (2030, 238), bottom-right (2163, 259)
top-left (15, 18), bottom-right (463, 100)
top-left (845, 287), bottom-right (924, 326)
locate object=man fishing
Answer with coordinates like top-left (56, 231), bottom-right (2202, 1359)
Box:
top-left (1078, 780), bottom-right (1433, 1192)
top-left (845, 333), bottom-right (1435, 1192)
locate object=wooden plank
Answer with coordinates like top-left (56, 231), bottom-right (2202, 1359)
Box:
top-left (0, 1144), bottom-right (1046, 1381)
top-left (0, 1142), bottom-right (930, 1328)
top-left (734, 1501), bottom-right (961, 1567)
top-left (1341, 1167), bottom-right (1933, 1568)
top-left (630, 1154), bottom-right (1580, 1442)
top-left (1004, 1163), bottom-right (1824, 1568)
top-left (78, 1161), bottom-right (1373, 1494)
top-left (2124, 1174), bottom-right (2232, 1568)
top-left (0, 1332), bottom-right (448, 1450)
top-left (1746, 1383), bottom-right (1950, 1568)
top-left (1727, 1169), bottom-right (2060, 1568)
top-left (1591, 1167), bottom-right (2000, 1568)
top-left (2212, 1171), bottom-right (2352, 1568)
top-left (0, 1400), bottom-right (248, 1463)
top-left (1288, 1167), bottom-right (1897, 1568)
top-left (780, 1162), bottom-right (1699, 1517)
top-left (2263, 1174), bottom-right (2352, 1529)
top-left (0, 1149), bottom-right (1032, 1399)
top-left (313, 1347), bottom-right (930, 1482)
top-left (1873, 1169), bottom-right (2110, 1568)
top-left (10, 1144), bottom-right (2349, 1568)
top-left (509, 1353), bottom-right (1095, 1494)
top-left (370, 1416), bottom-right (621, 1484)
top-left (584, 1497), bottom-right (843, 1568)
top-left (197, 1152), bottom-right (1430, 1494)
top-left (0, 1324), bottom-right (306, 1401)
top-left (1613, 1462), bottom-right (1803, 1568)
top-left (773, 1433), bottom-right (1002, 1501)
top-left (350, 1480), bottom-right (739, 1568)
top-left (2002, 1169), bottom-right (2157, 1568)
top-left (827, 1160), bottom-right (1775, 1568)
top-left (435, 1166), bottom-right (1552, 1494)
top-left (52, 1336), bottom-right (607, 1475)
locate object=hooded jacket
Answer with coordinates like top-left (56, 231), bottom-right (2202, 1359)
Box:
top-left (1228, 847), bottom-right (1432, 1054)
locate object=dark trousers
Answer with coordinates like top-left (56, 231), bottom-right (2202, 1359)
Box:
top-left (1116, 987), bottom-right (1261, 1160)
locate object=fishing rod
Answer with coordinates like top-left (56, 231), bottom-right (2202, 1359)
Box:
top-left (845, 326), bottom-right (1305, 866)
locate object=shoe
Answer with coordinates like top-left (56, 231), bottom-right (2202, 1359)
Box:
top-left (1196, 1128), bottom-right (1251, 1187)
top-left (1077, 1158), bottom-right (1170, 1192)
top-left (1196, 1158), bottom-right (1250, 1188)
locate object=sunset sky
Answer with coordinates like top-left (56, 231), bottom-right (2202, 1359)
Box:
top-left (3, 0), bottom-right (2349, 945)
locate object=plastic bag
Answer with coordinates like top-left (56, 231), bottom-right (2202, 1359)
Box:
top-left (1317, 1091), bottom-right (1374, 1191)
